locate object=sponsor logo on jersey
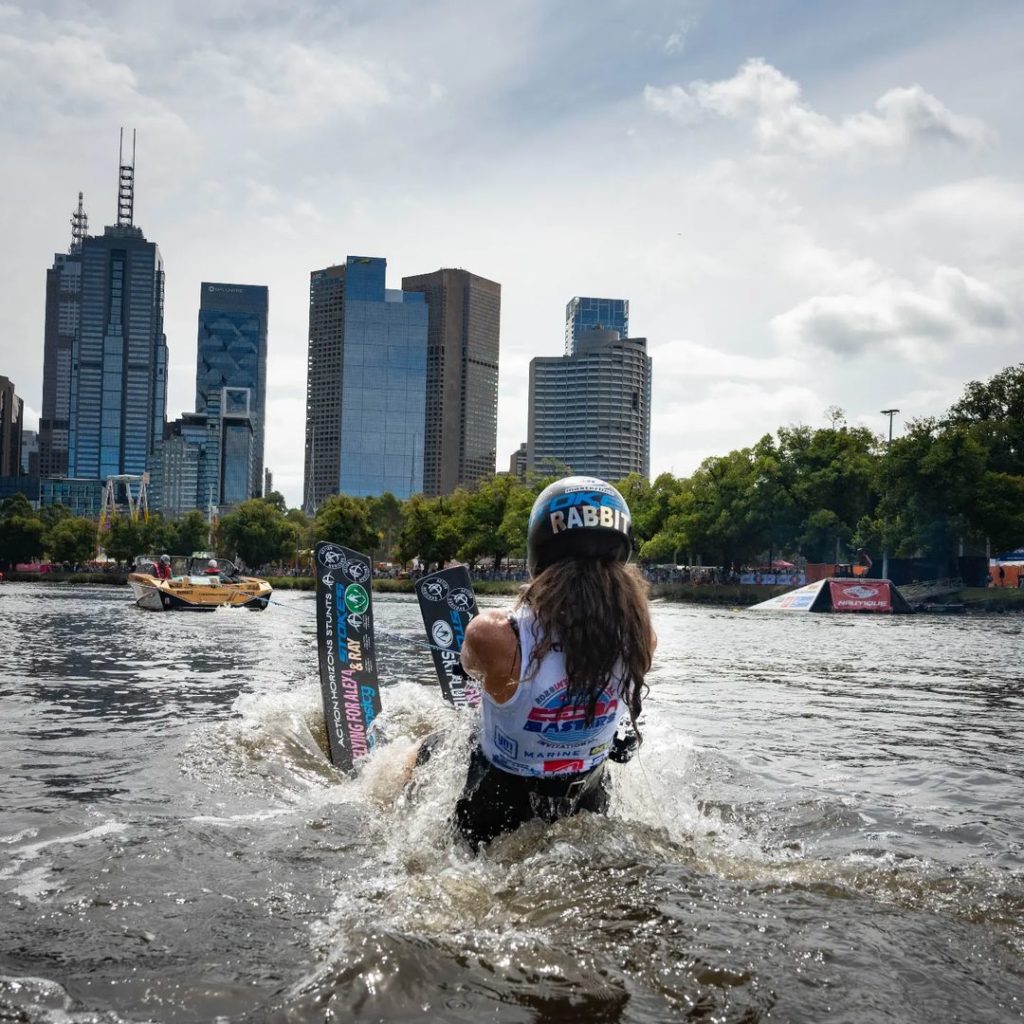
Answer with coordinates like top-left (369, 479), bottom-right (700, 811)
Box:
top-left (492, 727), bottom-right (518, 759)
top-left (524, 695), bottom-right (619, 743)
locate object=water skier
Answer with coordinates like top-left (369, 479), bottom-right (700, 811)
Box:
top-left (414, 476), bottom-right (655, 850)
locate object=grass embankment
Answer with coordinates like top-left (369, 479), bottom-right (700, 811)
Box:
top-left (4, 571), bottom-right (128, 585)
top-left (650, 583), bottom-right (791, 606)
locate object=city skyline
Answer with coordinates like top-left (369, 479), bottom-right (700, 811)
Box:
top-left (2, 2), bottom-right (1022, 508)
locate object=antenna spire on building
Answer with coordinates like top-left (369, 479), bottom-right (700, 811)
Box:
top-left (70, 191), bottom-right (88, 252)
top-left (117, 127), bottom-right (136, 227)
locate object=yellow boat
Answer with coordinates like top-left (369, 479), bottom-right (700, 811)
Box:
top-left (128, 556), bottom-right (272, 612)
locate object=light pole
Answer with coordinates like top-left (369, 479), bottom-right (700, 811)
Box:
top-left (880, 408), bottom-right (900, 580)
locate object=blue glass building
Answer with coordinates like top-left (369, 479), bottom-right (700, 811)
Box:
top-left (67, 224), bottom-right (167, 481)
top-left (196, 283), bottom-right (268, 503)
top-left (303, 257), bottom-right (427, 507)
top-left (564, 296), bottom-right (629, 355)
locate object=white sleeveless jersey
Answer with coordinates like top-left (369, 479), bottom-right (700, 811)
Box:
top-left (479, 606), bottom-right (628, 777)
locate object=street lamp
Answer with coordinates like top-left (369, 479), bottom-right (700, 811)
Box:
top-left (880, 409), bottom-right (900, 580)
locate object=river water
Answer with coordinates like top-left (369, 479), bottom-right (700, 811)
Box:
top-left (0, 582), bottom-right (1022, 1023)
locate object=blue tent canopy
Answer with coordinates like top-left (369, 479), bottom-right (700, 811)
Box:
top-left (994, 548), bottom-right (1024, 562)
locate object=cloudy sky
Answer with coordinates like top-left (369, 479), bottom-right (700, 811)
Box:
top-left (2, 0), bottom-right (1021, 506)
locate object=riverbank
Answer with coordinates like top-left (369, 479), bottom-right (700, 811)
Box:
top-left (268, 577), bottom-right (793, 605)
top-left (7, 573), bottom-right (1024, 611)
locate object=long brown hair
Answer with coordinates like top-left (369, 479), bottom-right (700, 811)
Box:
top-left (517, 557), bottom-right (653, 735)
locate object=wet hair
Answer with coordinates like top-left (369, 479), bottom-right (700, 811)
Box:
top-left (517, 557), bottom-right (653, 738)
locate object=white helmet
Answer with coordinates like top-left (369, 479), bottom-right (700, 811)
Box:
top-left (208, 559), bottom-right (218, 568)
top-left (160, 554), bottom-right (170, 563)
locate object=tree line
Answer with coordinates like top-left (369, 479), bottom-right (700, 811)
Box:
top-left (3, 364), bottom-right (1023, 573)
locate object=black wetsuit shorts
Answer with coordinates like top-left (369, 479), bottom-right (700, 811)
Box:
top-left (452, 745), bottom-right (609, 850)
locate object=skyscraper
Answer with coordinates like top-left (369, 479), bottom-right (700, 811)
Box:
top-left (148, 415), bottom-right (206, 520)
top-left (401, 268), bottom-right (501, 495)
top-left (196, 282), bottom-right (269, 503)
top-left (564, 296), bottom-right (629, 355)
top-left (21, 429), bottom-right (39, 476)
top-left (0, 376), bottom-right (24, 478)
top-left (67, 132), bottom-right (168, 482)
top-left (303, 257), bottom-right (427, 509)
top-left (528, 328), bottom-right (652, 481)
top-left (39, 193), bottom-right (88, 479)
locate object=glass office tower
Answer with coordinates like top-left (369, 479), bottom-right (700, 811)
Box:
top-left (303, 257), bottom-right (427, 508)
top-left (40, 252), bottom-right (82, 477)
top-left (40, 193), bottom-right (88, 478)
top-left (67, 223), bottom-right (167, 480)
top-left (564, 296), bottom-right (629, 355)
top-left (401, 268), bottom-right (501, 496)
top-left (196, 283), bottom-right (268, 501)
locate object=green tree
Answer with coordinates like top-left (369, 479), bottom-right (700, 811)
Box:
top-left (948, 363), bottom-right (1024, 472)
top-left (777, 423), bottom-right (878, 562)
top-left (456, 476), bottom-right (522, 570)
top-left (396, 494), bottom-right (460, 570)
top-left (173, 510), bottom-right (211, 555)
top-left (313, 494), bottom-right (377, 555)
top-left (497, 482), bottom-right (538, 565)
top-left (973, 471), bottom-right (1024, 553)
top-left (366, 492), bottom-right (403, 562)
top-left (263, 490), bottom-right (288, 513)
top-left (285, 507), bottom-right (313, 555)
top-left (877, 418), bottom-right (988, 560)
top-left (0, 494), bottom-right (46, 569)
top-left (103, 515), bottom-right (148, 564)
top-left (48, 517), bottom-right (98, 565)
top-left (38, 503), bottom-right (71, 531)
top-left (141, 515), bottom-right (179, 561)
top-left (220, 499), bottom-right (299, 569)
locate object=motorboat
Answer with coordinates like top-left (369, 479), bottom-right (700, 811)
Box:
top-left (128, 555), bottom-right (272, 612)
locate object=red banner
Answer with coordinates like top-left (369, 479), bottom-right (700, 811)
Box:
top-left (829, 580), bottom-right (892, 612)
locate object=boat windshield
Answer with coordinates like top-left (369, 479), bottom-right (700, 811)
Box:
top-left (187, 556), bottom-right (239, 577)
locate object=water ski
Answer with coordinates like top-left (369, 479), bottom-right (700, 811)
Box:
top-left (414, 565), bottom-right (480, 708)
top-left (313, 542), bottom-right (381, 771)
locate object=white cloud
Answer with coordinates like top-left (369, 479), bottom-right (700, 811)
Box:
top-left (233, 43), bottom-right (395, 130)
top-left (645, 58), bottom-right (993, 159)
top-left (649, 338), bottom-right (802, 381)
top-left (772, 265), bottom-right (1016, 361)
top-left (652, 380), bottom-right (825, 475)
